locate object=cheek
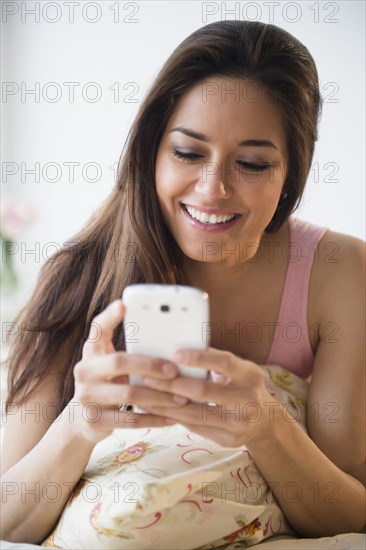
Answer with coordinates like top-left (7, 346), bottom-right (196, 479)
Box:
top-left (239, 177), bottom-right (282, 203)
top-left (155, 156), bottom-right (187, 205)
top-left (258, 168), bottom-right (285, 199)
top-left (155, 158), bottom-right (179, 221)
top-left (155, 154), bottom-right (169, 198)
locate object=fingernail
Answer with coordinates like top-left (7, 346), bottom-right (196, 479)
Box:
top-left (173, 395), bottom-right (188, 405)
top-left (211, 371), bottom-right (230, 384)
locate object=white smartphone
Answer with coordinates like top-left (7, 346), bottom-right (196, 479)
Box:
top-left (122, 284), bottom-right (210, 386)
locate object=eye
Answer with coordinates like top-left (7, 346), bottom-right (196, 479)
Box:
top-left (171, 148), bottom-right (202, 162)
top-left (171, 148), bottom-right (274, 174)
top-left (237, 161), bottom-right (271, 174)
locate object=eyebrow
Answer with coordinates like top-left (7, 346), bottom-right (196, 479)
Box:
top-left (168, 126), bottom-right (279, 151)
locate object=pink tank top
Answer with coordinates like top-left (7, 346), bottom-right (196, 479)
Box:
top-left (265, 216), bottom-right (328, 379)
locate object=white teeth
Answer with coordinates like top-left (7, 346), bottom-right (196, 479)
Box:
top-left (185, 205), bottom-right (235, 224)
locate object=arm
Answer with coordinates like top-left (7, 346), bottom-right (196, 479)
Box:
top-left (1, 300), bottom-right (187, 543)
top-left (0, 377), bottom-right (96, 543)
top-left (245, 232), bottom-right (366, 536)
top-left (140, 233), bottom-right (366, 535)
top-left (146, 357), bottom-right (365, 536)
top-left (306, 231), bottom-right (365, 485)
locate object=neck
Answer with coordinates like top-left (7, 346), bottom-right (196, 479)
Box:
top-left (182, 253), bottom-right (254, 298)
top-left (181, 221), bottom-right (290, 297)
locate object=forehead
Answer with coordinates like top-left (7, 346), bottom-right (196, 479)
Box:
top-left (166, 77), bottom-right (286, 149)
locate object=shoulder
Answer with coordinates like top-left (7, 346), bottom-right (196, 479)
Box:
top-left (311, 228), bottom-right (365, 318)
top-left (301, 222), bottom-right (365, 352)
top-left (308, 227), bottom-right (365, 351)
top-left (286, 216), bottom-right (365, 302)
top-left (317, 228), bottom-right (365, 268)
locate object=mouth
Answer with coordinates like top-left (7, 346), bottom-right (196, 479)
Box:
top-left (181, 203), bottom-right (241, 225)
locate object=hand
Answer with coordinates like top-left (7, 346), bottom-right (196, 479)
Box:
top-left (69, 300), bottom-right (189, 443)
top-left (140, 347), bottom-right (277, 447)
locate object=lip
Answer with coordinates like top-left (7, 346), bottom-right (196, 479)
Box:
top-left (180, 203), bottom-right (241, 233)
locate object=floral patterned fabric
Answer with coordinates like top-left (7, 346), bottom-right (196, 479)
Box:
top-left (42, 366), bottom-right (308, 549)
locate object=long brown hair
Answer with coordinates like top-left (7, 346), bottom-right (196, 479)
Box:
top-left (6, 20), bottom-right (322, 413)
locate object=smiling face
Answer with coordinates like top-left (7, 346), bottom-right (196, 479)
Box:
top-left (155, 77), bottom-right (288, 265)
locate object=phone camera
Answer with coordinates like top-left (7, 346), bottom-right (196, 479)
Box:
top-left (160, 305), bottom-right (170, 312)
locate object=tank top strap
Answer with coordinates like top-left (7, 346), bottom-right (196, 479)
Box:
top-left (266, 216), bottom-right (329, 378)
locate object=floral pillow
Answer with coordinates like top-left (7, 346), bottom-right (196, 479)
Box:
top-left (42, 365), bottom-right (307, 549)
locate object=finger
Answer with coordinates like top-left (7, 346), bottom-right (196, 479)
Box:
top-left (74, 353), bottom-right (179, 383)
top-left (210, 370), bottom-right (231, 385)
top-left (173, 347), bottom-right (259, 383)
top-left (82, 300), bottom-right (125, 358)
top-left (141, 375), bottom-right (235, 404)
top-left (76, 383), bottom-right (189, 409)
top-left (146, 399), bottom-right (257, 431)
top-left (143, 401), bottom-right (218, 425)
top-left (145, 401), bottom-right (246, 444)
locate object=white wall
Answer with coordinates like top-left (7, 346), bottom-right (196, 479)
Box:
top-left (1, 0), bottom-right (365, 305)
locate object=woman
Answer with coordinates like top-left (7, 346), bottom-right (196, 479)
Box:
top-left (1, 20), bottom-right (365, 543)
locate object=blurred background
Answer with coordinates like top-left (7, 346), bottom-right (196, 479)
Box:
top-left (1, 0), bottom-right (365, 334)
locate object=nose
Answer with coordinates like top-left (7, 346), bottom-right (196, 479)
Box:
top-left (194, 160), bottom-right (233, 200)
